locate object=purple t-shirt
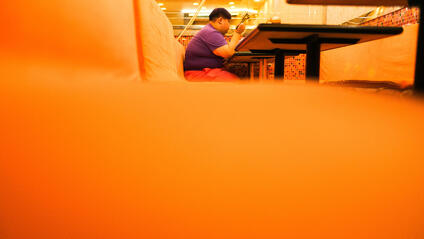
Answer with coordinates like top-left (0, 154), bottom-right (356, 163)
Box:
top-left (184, 24), bottom-right (228, 71)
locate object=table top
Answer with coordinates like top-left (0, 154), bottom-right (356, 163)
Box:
top-left (228, 51), bottom-right (305, 64)
top-left (286, 0), bottom-right (408, 6)
top-left (236, 24), bottom-right (404, 52)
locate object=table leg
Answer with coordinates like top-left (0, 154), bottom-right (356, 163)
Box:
top-left (306, 34), bottom-right (320, 82)
top-left (413, 5), bottom-right (424, 92)
top-left (249, 63), bottom-right (255, 81)
top-left (259, 59), bottom-right (264, 81)
top-left (274, 50), bottom-right (285, 81)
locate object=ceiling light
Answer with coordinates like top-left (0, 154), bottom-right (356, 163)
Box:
top-left (161, 7), bottom-right (166, 10)
top-left (229, 2), bottom-right (234, 4)
top-left (158, 3), bottom-right (164, 6)
top-left (193, 2), bottom-right (199, 5)
top-left (254, 0), bottom-right (261, 2)
top-left (230, 6), bottom-right (235, 9)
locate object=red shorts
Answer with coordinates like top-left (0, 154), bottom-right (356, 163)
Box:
top-left (184, 68), bottom-right (239, 82)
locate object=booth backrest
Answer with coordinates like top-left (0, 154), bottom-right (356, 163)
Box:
top-left (0, 0), bottom-right (184, 83)
top-left (0, 0), bottom-right (142, 82)
top-left (137, 0), bottom-right (185, 81)
top-left (320, 24), bottom-right (419, 88)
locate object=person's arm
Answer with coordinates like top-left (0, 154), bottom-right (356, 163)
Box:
top-left (213, 24), bottom-right (245, 59)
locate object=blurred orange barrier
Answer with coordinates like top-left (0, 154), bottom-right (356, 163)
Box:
top-left (321, 24), bottom-right (418, 88)
top-left (1, 78), bottom-right (424, 238)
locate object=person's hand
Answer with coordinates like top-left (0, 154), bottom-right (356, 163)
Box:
top-left (235, 23), bottom-right (245, 34)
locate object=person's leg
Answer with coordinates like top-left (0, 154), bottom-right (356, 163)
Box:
top-left (185, 68), bottom-right (240, 82)
top-left (184, 70), bottom-right (213, 82)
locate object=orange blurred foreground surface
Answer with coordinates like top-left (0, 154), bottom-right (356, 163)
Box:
top-left (1, 79), bottom-right (424, 239)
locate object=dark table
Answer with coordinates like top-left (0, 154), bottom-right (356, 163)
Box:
top-left (235, 24), bottom-right (403, 81)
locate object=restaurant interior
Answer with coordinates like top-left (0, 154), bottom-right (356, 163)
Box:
top-left (0, 0), bottom-right (423, 238)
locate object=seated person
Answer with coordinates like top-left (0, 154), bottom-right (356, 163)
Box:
top-left (184, 8), bottom-right (245, 82)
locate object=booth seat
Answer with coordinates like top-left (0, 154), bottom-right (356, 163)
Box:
top-left (320, 24), bottom-right (418, 89)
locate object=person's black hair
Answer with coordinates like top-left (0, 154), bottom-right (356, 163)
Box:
top-left (209, 8), bottom-right (232, 21)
